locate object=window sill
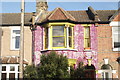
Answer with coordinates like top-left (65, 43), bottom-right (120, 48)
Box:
top-left (41, 48), bottom-right (78, 52)
top-left (84, 48), bottom-right (91, 51)
top-left (10, 49), bottom-right (20, 51)
top-left (113, 48), bottom-right (120, 51)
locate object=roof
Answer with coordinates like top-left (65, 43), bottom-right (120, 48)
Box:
top-left (0, 13), bottom-right (32, 26)
top-left (38, 7), bottom-right (117, 23)
top-left (41, 8), bottom-right (76, 23)
top-left (109, 8), bottom-right (120, 21)
top-left (1, 56), bottom-right (28, 64)
top-left (96, 10), bottom-right (117, 21)
top-left (0, 7), bottom-right (117, 25)
top-left (67, 11), bottom-right (93, 22)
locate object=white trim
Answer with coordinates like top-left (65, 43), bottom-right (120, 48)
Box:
top-left (1, 64), bottom-right (19, 80)
top-left (41, 48), bottom-right (77, 52)
top-left (0, 64), bottom-right (2, 80)
top-left (10, 27), bottom-right (20, 50)
top-left (113, 48), bottom-right (120, 51)
top-left (112, 27), bottom-right (120, 51)
top-left (110, 21), bottom-right (120, 26)
top-left (98, 70), bottom-right (115, 79)
top-left (104, 58), bottom-right (108, 64)
top-left (66, 27), bottom-right (69, 48)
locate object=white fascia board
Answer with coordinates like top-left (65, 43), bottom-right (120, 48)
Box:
top-left (110, 21), bottom-right (120, 26)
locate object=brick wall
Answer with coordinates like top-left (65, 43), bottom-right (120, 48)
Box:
top-left (97, 24), bottom-right (120, 78)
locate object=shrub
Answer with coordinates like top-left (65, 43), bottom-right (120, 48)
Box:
top-left (38, 51), bottom-right (70, 79)
top-left (24, 65), bottom-right (38, 80)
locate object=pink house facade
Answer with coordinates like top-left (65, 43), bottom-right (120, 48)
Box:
top-left (31, 1), bottom-right (119, 79)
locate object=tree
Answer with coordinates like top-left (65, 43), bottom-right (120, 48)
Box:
top-left (24, 65), bottom-right (38, 80)
top-left (38, 51), bottom-right (70, 79)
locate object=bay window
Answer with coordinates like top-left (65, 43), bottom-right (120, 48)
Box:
top-left (44, 23), bottom-right (74, 49)
top-left (52, 26), bottom-right (65, 47)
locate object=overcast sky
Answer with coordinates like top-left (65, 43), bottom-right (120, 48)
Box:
top-left (0, 2), bottom-right (119, 13)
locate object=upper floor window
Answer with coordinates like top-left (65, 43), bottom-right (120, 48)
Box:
top-left (84, 26), bottom-right (90, 49)
top-left (44, 23), bottom-right (74, 49)
top-left (11, 27), bottom-right (20, 50)
top-left (112, 27), bottom-right (120, 51)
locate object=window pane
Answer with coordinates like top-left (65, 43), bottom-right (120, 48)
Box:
top-left (52, 26), bottom-right (64, 36)
top-left (2, 66), bottom-right (6, 71)
top-left (114, 34), bottom-right (120, 42)
top-left (68, 27), bottom-right (72, 36)
top-left (84, 38), bottom-right (90, 48)
top-left (69, 37), bottom-right (72, 47)
top-left (85, 27), bottom-right (90, 38)
top-left (2, 73), bottom-right (6, 80)
top-left (114, 42), bottom-right (120, 48)
top-left (113, 27), bottom-right (120, 33)
top-left (45, 28), bottom-right (48, 48)
top-left (15, 36), bottom-right (20, 49)
top-left (9, 73), bottom-right (15, 80)
top-left (10, 66), bottom-right (15, 71)
top-left (13, 30), bottom-right (20, 34)
top-left (53, 37), bottom-right (64, 47)
top-left (105, 72), bottom-right (109, 80)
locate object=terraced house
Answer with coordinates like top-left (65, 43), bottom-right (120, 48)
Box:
top-left (0, 0), bottom-right (120, 79)
top-left (0, 13), bottom-right (33, 79)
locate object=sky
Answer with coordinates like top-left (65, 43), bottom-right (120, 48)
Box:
top-left (0, 2), bottom-right (119, 13)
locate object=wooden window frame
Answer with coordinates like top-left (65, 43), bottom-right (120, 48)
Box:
top-left (44, 23), bottom-right (74, 50)
top-left (84, 26), bottom-right (90, 49)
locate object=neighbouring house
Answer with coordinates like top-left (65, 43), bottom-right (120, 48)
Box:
top-left (0, 0), bottom-right (120, 79)
top-left (0, 13), bottom-right (33, 79)
top-left (97, 8), bottom-right (120, 79)
top-left (32, 1), bottom-right (120, 79)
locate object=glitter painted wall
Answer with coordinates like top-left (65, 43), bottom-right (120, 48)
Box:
top-left (33, 24), bottom-right (98, 70)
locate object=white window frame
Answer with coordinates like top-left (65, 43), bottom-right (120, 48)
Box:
top-left (98, 70), bottom-right (116, 80)
top-left (101, 70), bottom-right (112, 80)
top-left (112, 26), bottom-right (120, 51)
top-left (10, 27), bottom-right (20, 50)
top-left (1, 64), bottom-right (19, 80)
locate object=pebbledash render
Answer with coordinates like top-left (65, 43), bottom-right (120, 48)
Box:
top-left (0, 0), bottom-right (120, 79)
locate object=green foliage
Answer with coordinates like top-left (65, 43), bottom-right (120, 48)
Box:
top-left (24, 65), bottom-right (38, 79)
top-left (24, 52), bottom-right (88, 80)
top-left (38, 51), bottom-right (70, 79)
top-left (70, 62), bottom-right (85, 80)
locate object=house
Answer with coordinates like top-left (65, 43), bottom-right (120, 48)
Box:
top-left (0, 13), bottom-right (33, 79)
top-left (32, 0), bottom-right (120, 79)
top-left (97, 8), bottom-right (120, 79)
top-left (0, 0), bottom-right (120, 79)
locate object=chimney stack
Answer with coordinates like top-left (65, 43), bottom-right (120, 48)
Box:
top-left (36, 0), bottom-right (48, 14)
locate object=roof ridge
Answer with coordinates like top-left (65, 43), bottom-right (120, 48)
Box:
top-left (48, 8), bottom-right (58, 20)
top-left (96, 10), bottom-right (117, 11)
top-left (60, 8), bottom-right (76, 21)
top-left (46, 7), bottom-right (76, 21)
top-left (59, 8), bottom-right (68, 19)
top-left (67, 10), bottom-right (86, 12)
